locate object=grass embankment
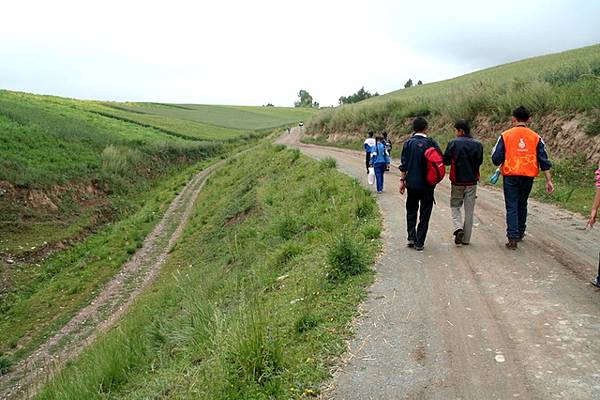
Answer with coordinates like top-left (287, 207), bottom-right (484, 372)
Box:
top-left (305, 44), bottom-right (600, 214)
top-left (35, 145), bottom-right (380, 399)
top-left (0, 90), bottom-right (312, 373)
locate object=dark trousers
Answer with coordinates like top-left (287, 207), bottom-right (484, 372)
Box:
top-left (406, 187), bottom-right (435, 246)
top-left (374, 163), bottom-right (386, 192)
top-left (365, 152), bottom-right (370, 173)
top-left (503, 176), bottom-right (534, 240)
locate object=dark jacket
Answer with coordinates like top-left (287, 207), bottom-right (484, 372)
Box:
top-left (399, 134), bottom-right (441, 189)
top-left (443, 136), bottom-right (484, 186)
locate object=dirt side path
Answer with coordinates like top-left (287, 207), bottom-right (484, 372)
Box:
top-left (0, 161), bottom-right (224, 400)
top-left (278, 129), bottom-right (600, 400)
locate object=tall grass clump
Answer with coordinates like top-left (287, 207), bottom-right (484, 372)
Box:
top-left (327, 232), bottom-right (369, 281)
top-left (320, 156), bottom-right (337, 169)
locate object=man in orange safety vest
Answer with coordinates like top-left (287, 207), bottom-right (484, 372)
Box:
top-left (491, 106), bottom-right (554, 250)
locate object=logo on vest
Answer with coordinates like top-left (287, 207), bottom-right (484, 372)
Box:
top-left (517, 138), bottom-right (526, 151)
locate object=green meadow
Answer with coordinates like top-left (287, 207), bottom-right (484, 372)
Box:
top-left (35, 145), bottom-right (379, 400)
top-left (0, 90), bottom-right (313, 373)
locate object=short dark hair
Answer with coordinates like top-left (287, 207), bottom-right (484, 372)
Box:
top-left (413, 117), bottom-right (428, 133)
top-left (382, 131), bottom-right (388, 138)
top-left (368, 131), bottom-right (374, 137)
top-left (512, 106), bottom-right (530, 122)
top-left (375, 136), bottom-right (384, 142)
top-left (454, 120), bottom-right (471, 136)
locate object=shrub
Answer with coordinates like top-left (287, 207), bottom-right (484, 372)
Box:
top-left (327, 232), bottom-right (368, 281)
top-left (355, 193), bottom-right (375, 219)
top-left (288, 148), bottom-right (301, 163)
top-left (0, 355), bottom-right (12, 375)
top-left (320, 157), bottom-right (337, 169)
top-left (586, 111), bottom-right (600, 136)
top-left (362, 223), bottom-right (381, 240)
top-left (271, 242), bottom-right (303, 268)
top-left (224, 310), bottom-right (283, 387)
top-left (294, 312), bottom-right (319, 334)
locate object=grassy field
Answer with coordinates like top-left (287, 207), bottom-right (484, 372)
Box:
top-left (100, 102), bottom-right (318, 131)
top-left (305, 44), bottom-right (600, 215)
top-left (35, 145), bottom-right (380, 400)
top-left (0, 90), bottom-right (313, 374)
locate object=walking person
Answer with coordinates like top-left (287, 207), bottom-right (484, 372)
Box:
top-left (399, 117), bottom-right (441, 251)
top-left (492, 106), bottom-right (554, 250)
top-left (586, 162), bottom-right (600, 286)
top-left (382, 131), bottom-right (392, 171)
top-left (364, 131), bottom-right (376, 174)
top-left (443, 120), bottom-right (484, 245)
top-left (370, 136), bottom-right (391, 193)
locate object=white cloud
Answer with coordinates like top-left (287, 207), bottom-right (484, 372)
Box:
top-left (0, 0), bottom-right (598, 106)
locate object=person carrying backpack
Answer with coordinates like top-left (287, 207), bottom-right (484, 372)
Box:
top-left (363, 131), bottom-right (376, 174)
top-left (443, 120), bottom-right (484, 245)
top-left (370, 136), bottom-right (391, 193)
top-left (399, 117), bottom-right (442, 251)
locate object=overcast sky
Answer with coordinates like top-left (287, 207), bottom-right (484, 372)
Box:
top-left (1, 0), bottom-right (599, 106)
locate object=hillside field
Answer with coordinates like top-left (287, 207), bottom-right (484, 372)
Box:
top-left (0, 90), bottom-right (314, 376)
top-left (34, 145), bottom-right (380, 399)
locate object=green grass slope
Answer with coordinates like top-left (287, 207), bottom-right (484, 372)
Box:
top-left (36, 145), bottom-right (380, 400)
top-left (0, 89), bottom-right (285, 371)
top-left (306, 44), bottom-right (600, 215)
top-left (309, 44), bottom-right (600, 134)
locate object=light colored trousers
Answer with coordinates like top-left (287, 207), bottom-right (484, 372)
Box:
top-left (450, 185), bottom-right (477, 244)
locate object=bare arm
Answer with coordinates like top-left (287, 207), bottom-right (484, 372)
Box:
top-left (543, 170), bottom-right (554, 193)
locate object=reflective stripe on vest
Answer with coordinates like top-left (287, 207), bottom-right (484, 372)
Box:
top-left (500, 126), bottom-right (540, 177)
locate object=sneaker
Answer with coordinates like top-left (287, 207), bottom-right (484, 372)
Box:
top-left (461, 242), bottom-right (470, 245)
top-left (407, 240), bottom-right (415, 248)
top-left (505, 239), bottom-right (518, 250)
top-left (414, 244), bottom-right (424, 251)
top-left (453, 229), bottom-right (464, 245)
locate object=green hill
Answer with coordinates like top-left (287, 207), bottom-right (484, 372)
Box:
top-left (305, 44), bottom-right (600, 214)
top-left (0, 90), bottom-right (313, 373)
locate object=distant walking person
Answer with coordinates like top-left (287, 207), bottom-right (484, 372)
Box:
top-left (443, 120), bottom-right (483, 245)
top-left (382, 131), bottom-right (392, 171)
top-left (287, 126), bottom-right (291, 134)
top-left (364, 131), bottom-right (376, 174)
top-left (399, 117), bottom-right (441, 251)
top-left (492, 106), bottom-right (554, 250)
top-left (370, 136), bottom-right (391, 193)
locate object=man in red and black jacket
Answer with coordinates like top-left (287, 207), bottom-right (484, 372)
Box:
top-left (399, 117), bottom-right (441, 251)
top-left (443, 120), bottom-right (483, 246)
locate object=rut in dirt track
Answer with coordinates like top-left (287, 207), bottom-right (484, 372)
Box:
top-left (0, 161), bottom-right (223, 400)
top-left (279, 129), bottom-right (600, 400)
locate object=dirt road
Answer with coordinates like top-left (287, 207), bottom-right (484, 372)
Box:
top-left (278, 129), bottom-right (600, 400)
top-left (0, 161), bottom-right (223, 400)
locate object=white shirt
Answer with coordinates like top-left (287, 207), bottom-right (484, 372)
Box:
top-left (364, 137), bottom-right (376, 149)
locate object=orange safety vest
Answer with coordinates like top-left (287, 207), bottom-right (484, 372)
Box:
top-left (500, 125), bottom-right (540, 177)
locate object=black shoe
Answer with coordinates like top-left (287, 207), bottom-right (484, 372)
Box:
top-left (414, 244), bottom-right (424, 251)
top-left (407, 240), bottom-right (415, 248)
top-left (453, 229), bottom-right (464, 245)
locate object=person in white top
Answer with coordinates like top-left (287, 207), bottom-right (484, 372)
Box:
top-left (363, 131), bottom-right (376, 174)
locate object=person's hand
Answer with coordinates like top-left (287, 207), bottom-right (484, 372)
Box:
top-left (546, 180), bottom-right (555, 193)
top-left (588, 209), bottom-right (598, 229)
top-left (399, 179), bottom-right (406, 195)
